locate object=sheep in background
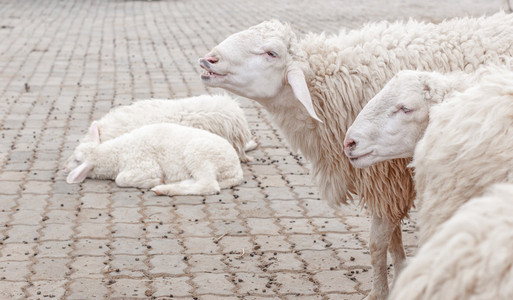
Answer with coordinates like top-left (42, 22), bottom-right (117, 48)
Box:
top-left (389, 183), bottom-right (513, 300)
top-left (198, 12), bottom-right (513, 299)
top-left (344, 65), bottom-right (513, 243)
top-left (343, 59), bottom-right (513, 167)
top-left (63, 94), bottom-right (257, 172)
top-left (66, 122), bottom-right (243, 196)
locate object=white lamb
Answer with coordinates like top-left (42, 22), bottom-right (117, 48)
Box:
top-left (343, 59), bottom-right (513, 167)
top-left (66, 122), bottom-right (243, 196)
top-left (198, 12), bottom-right (513, 299)
top-left (63, 94), bottom-right (256, 173)
top-left (390, 183), bottom-right (513, 300)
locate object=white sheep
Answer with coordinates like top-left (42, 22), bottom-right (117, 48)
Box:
top-left (63, 94), bottom-right (257, 172)
top-left (344, 65), bottom-right (513, 243)
top-left (198, 12), bottom-right (513, 299)
top-left (390, 183), bottom-right (513, 300)
top-left (343, 59), bottom-right (513, 167)
top-left (66, 122), bottom-right (244, 196)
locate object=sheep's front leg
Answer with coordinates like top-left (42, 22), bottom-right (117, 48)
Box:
top-left (365, 212), bottom-right (395, 300)
top-left (389, 224), bottom-right (406, 284)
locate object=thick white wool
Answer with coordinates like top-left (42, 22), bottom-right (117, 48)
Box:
top-left (390, 183), bottom-right (513, 300)
top-left (411, 68), bottom-right (513, 244)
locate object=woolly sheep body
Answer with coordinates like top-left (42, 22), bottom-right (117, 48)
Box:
top-left (64, 94), bottom-right (256, 172)
top-left (66, 123), bottom-right (243, 196)
top-left (412, 69), bottom-right (513, 244)
top-left (389, 183), bottom-right (513, 300)
top-left (199, 12), bottom-right (513, 299)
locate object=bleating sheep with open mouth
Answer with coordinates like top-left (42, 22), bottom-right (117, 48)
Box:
top-left (199, 12), bottom-right (513, 300)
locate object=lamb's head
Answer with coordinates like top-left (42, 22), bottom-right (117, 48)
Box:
top-left (343, 70), bottom-right (448, 168)
top-left (199, 20), bottom-right (322, 122)
top-left (66, 122), bottom-right (101, 184)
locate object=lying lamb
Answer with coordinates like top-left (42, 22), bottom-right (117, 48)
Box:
top-left (345, 64), bottom-right (513, 244)
top-left (63, 94), bottom-right (256, 173)
top-left (66, 122), bottom-right (243, 196)
top-left (199, 12), bottom-right (513, 300)
top-left (390, 183), bottom-right (513, 300)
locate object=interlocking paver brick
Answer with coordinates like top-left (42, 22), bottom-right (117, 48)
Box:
top-left (193, 272), bottom-right (236, 295)
top-left (25, 280), bottom-right (67, 299)
top-left (30, 257), bottom-right (70, 281)
top-left (149, 254), bottom-right (187, 275)
top-left (151, 276), bottom-right (193, 298)
top-left (36, 243), bottom-right (71, 261)
top-left (69, 256), bottom-right (107, 279)
top-left (67, 278), bottom-right (109, 299)
top-left (0, 0), bottom-right (502, 298)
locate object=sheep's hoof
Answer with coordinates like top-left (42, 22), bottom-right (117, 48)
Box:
top-left (151, 188), bottom-right (162, 196)
top-left (363, 292), bottom-right (382, 300)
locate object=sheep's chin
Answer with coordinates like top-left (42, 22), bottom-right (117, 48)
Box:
top-left (348, 152), bottom-right (378, 168)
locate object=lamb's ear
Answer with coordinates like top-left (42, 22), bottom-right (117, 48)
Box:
top-left (89, 121), bottom-right (101, 143)
top-left (66, 162), bottom-right (93, 184)
top-left (286, 65), bottom-right (323, 123)
top-left (419, 74), bottom-right (445, 105)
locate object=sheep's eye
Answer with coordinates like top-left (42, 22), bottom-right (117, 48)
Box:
top-left (400, 106), bottom-right (413, 113)
top-left (266, 51), bottom-right (278, 58)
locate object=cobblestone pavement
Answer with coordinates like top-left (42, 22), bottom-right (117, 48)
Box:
top-left (0, 0), bottom-right (507, 299)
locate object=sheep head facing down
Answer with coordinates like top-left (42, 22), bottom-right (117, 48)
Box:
top-left (199, 20), bottom-right (322, 123)
top-left (66, 122), bottom-right (101, 184)
top-left (344, 70), bottom-right (448, 168)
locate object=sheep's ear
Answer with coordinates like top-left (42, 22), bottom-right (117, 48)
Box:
top-left (66, 162), bottom-right (93, 184)
top-left (89, 121), bottom-right (101, 143)
top-left (286, 65), bottom-right (323, 123)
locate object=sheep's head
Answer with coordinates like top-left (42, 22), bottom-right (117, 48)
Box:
top-left (343, 70), bottom-right (448, 168)
top-left (65, 122), bottom-right (100, 184)
top-left (199, 20), bottom-right (322, 122)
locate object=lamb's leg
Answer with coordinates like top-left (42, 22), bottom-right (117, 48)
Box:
top-left (115, 170), bottom-right (163, 189)
top-left (151, 162), bottom-right (220, 196)
top-left (151, 178), bottom-right (220, 196)
top-left (365, 212), bottom-right (395, 300)
top-left (389, 224), bottom-right (407, 285)
top-left (239, 139), bottom-right (258, 162)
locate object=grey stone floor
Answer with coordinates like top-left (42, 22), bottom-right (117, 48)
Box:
top-left (0, 0), bottom-right (507, 299)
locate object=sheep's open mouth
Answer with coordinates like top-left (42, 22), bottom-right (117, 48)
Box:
top-left (200, 66), bottom-right (226, 80)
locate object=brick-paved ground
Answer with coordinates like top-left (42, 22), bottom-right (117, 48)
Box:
top-left (0, 0), bottom-right (507, 299)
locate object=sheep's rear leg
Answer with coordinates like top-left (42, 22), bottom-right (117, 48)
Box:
top-left (389, 223), bottom-right (406, 285)
top-left (364, 212), bottom-right (395, 300)
top-left (151, 163), bottom-right (220, 196)
top-left (115, 170), bottom-right (163, 189)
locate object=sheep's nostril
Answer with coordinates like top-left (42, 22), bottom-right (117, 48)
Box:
top-left (344, 138), bottom-right (357, 151)
top-left (206, 56), bottom-right (219, 64)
